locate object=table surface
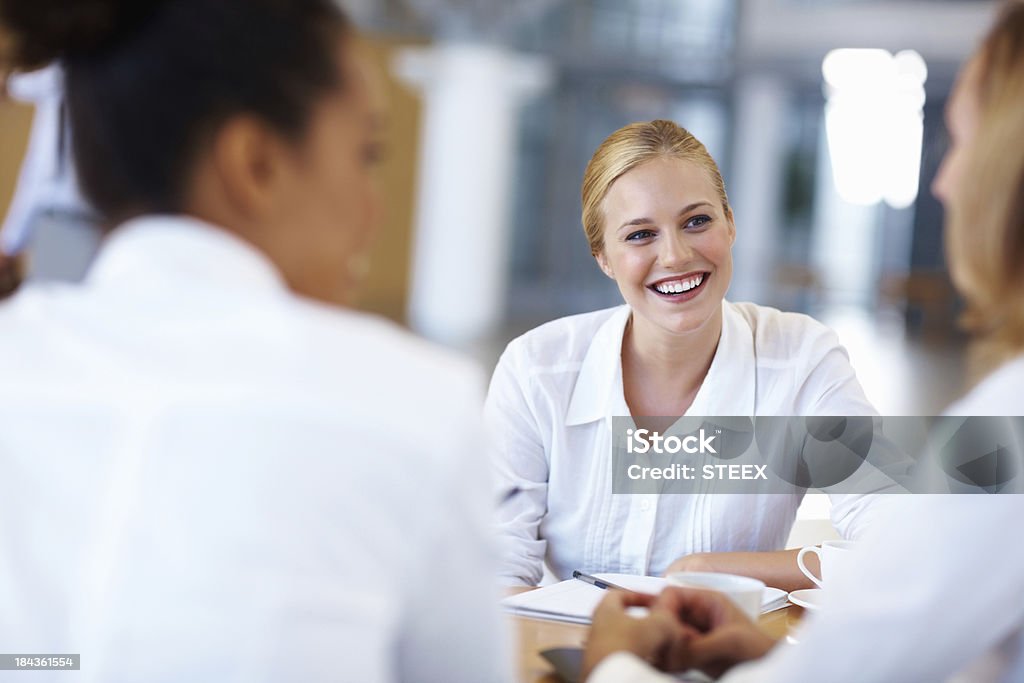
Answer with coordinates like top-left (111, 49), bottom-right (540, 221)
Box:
top-left (510, 590), bottom-right (804, 683)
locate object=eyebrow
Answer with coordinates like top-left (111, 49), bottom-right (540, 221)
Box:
top-left (617, 202), bottom-right (715, 232)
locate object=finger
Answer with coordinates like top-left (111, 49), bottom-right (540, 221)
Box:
top-left (686, 625), bottom-right (768, 676)
top-left (615, 590), bottom-right (658, 608)
top-left (592, 592), bottom-right (626, 623)
top-left (658, 629), bottom-right (697, 673)
top-left (598, 589), bottom-right (658, 615)
top-left (626, 610), bottom-right (689, 670)
top-left (592, 590), bottom-right (652, 624)
top-left (658, 587), bottom-right (754, 632)
top-left (645, 611), bottom-right (704, 673)
top-left (644, 608), bottom-right (688, 641)
top-left (687, 628), bottom-right (743, 666)
top-left (654, 586), bottom-right (705, 611)
top-left (648, 591), bottom-right (707, 639)
top-left (653, 588), bottom-right (720, 629)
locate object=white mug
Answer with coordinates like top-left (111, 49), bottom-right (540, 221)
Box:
top-left (667, 572), bottom-right (765, 620)
top-left (796, 539), bottom-right (857, 588)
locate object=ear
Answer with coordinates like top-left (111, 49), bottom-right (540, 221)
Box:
top-left (208, 115), bottom-right (293, 219)
top-left (726, 209), bottom-right (736, 246)
top-left (594, 250), bottom-right (615, 280)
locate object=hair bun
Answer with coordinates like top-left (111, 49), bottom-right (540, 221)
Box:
top-left (1, 0), bottom-right (161, 69)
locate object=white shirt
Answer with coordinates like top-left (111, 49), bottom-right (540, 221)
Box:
top-left (592, 356), bottom-right (1024, 683)
top-left (485, 302), bottom-right (883, 586)
top-left (0, 216), bottom-right (511, 683)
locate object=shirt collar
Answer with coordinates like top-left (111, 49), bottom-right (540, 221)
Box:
top-left (565, 301), bottom-right (757, 426)
top-left (565, 305), bottom-right (632, 426)
top-left (687, 302), bottom-right (756, 416)
top-left (86, 214), bottom-right (289, 296)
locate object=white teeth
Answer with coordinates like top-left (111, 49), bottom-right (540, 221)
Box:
top-left (654, 274), bottom-right (704, 295)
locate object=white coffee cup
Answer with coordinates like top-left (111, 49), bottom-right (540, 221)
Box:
top-left (796, 539), bottom-right (857, 588)
top-left (666, 572), bottom-right (765, 620)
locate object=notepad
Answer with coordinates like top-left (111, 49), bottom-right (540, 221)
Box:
top-left (501, 573), bottom-right (789, 624)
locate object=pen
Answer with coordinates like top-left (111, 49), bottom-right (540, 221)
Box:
top-left (572, 570), bottom-right (628, 591)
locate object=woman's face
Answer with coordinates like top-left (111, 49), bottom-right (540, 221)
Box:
top-left (275, 39), bottom-right (386, 306)
top-left (596, 156), bottom-right (735, 339)
top-left (932, 58), bottom-right (981, 291)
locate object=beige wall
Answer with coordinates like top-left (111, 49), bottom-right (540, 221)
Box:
top-left (0, 98), bottom-right (32, 228)
top-left (354, 34), bottom-right (425, 325)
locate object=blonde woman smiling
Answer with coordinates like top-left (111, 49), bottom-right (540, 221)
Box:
top-left (486, 121), bottom-right (884, 591)
top-left (584, 5), bottom-right (1024, 680)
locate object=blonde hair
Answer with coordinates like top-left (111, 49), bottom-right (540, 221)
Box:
top-left (580, 119), bottom-right (732, 255)
top-left (950, 1), bottom-right (1024, 380)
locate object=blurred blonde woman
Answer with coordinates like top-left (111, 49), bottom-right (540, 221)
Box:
top-left (584, 3), bottom-right (1024, 681)
top-left (487, 120), bottom-right (888, 591)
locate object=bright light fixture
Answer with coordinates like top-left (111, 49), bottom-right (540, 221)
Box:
top-left (822, 49), bottom-right (928, 209)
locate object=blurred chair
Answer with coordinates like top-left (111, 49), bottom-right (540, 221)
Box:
top-left (878, 270), bottom-right (959, 338)
top-left (769, 263), bottom-right (824, 313)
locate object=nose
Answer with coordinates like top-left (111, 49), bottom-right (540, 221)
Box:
top-left (659, 229), bottom-right (695, 269)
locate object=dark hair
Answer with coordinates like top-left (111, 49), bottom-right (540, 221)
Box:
top-left (0, 0), bottom-right (350, 222)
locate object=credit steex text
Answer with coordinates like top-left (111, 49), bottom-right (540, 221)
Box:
top-left (625, 428), bottom-right (767, 481)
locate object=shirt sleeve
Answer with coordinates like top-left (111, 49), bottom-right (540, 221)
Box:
top-left (792, 326), bottom-right (910, 540)
top-left (484, 346), bottom-right (550, 586)
top-left (394, 372), bottom-right (514, 683)
top-left (588, 653), bottom-right (678, 683)
top-left (721, 495), bottom-right (1024, 683)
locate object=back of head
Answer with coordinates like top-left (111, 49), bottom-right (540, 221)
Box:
top-left (952, 0), bottom-right (1024, 375)
top-left (581, 119), bottom-right (732, 255)
top-left (0, 0), bottom-right (350, 225)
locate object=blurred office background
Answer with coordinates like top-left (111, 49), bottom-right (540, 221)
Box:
top-left (0, 0), bottom-right (1000, 417)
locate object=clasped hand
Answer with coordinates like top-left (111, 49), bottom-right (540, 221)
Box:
top-left (580, 587), bottom-right (777, 681)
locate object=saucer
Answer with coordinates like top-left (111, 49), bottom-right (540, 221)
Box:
top-left (788, 588), bottom-right (824, 611)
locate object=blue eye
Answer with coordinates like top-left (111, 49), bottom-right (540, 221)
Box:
top-left (625, 229), bottom-right (656, 242)
top-left (685, 215), bottom-right (712, 230)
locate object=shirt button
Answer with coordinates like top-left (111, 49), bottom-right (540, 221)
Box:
top-left (640, 500), bottom-right (652, 512)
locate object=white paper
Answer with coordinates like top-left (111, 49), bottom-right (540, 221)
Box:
top-left (502, 573), bottom-right (789, 624)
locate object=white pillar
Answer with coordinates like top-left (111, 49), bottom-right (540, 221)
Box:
top-left (811, 115), bottom-right (879, 308)
top-left (728, 75), bottom-right (788, 303)
top-left (395, 44), bottom-right (551, 348)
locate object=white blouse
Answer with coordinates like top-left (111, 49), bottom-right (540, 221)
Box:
top-left (485, 301), bottom-right (883, 585)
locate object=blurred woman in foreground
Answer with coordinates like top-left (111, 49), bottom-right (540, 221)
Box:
top-left (582, 3), bottom-right (1024, 681)
top-left (0, 1), bottom-right (507, 680)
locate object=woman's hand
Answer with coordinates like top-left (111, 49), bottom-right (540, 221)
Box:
top-left (581, 590), bottom-right (687, 681)
top-left (666, 553), bottom-right (718, 574)
top-left (582, 587), bottom-right (779, 681)
top-left (654, 587), bottom-right (777, 678)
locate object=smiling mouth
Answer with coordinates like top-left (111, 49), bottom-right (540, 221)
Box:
top-left (647, 272), bottom-right (709, 300)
